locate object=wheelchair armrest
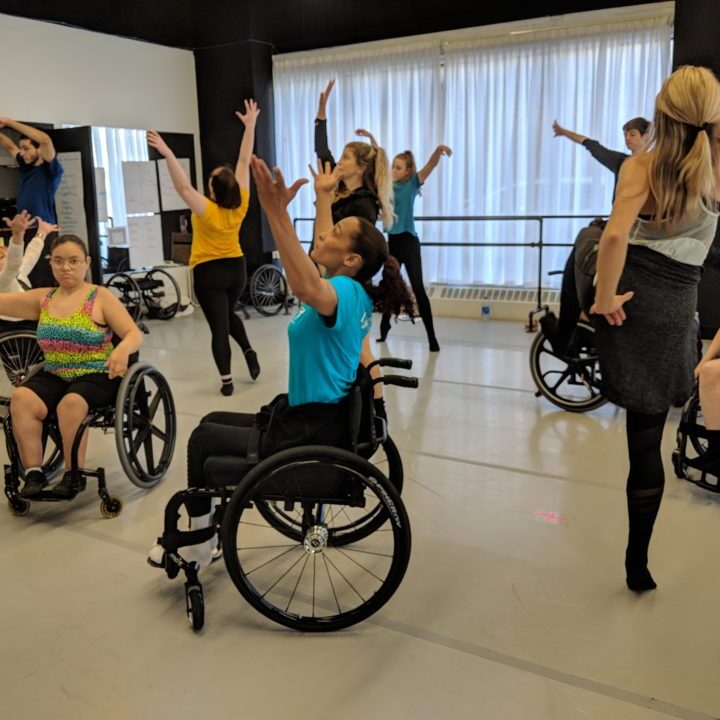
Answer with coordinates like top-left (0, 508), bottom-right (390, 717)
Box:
top-left (378, 357), bottom-right (413, 370)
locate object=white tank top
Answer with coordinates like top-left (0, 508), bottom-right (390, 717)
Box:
top-left (628, 202), bottom-right (719, 266)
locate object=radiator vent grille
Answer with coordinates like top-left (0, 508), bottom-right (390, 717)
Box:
top-left (427, 285), bottom-right (560, 304)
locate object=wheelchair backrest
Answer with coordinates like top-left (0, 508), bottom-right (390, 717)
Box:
top-left (348, 363), bottom-right (378, 453)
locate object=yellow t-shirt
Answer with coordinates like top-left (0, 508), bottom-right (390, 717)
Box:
top-left (189, 188), bottom-right (250, 267)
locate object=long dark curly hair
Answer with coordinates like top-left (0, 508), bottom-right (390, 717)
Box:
top-left (349, 218), bottom-right (415, 319)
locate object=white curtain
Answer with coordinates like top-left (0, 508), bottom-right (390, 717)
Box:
top-left (273, 16), bottom-right (673, 286)
top-left (91, 126), bottom-right (149, 229)
top-left (273, 43), bottom-right (442, 246)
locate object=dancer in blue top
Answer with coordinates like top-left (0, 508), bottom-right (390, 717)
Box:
top-left (358, 130), bottom-right (451, 352)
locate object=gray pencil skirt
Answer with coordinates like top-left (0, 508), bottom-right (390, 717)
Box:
top-left (592, 245), bottom-right (702, 415)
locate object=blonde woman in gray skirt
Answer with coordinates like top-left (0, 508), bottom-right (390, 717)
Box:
top-left (591, 65), bottom-right (720, 593)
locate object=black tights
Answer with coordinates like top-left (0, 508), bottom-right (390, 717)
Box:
top-left (379, 232), bottom-right (437, 347)
top-left (624, 409), bottom-right (669, 591)
top-left (193, 257), bottom-right (251, 376)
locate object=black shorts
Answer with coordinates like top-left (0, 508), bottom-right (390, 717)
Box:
top-left (22, 370), bottom-right (121, 414)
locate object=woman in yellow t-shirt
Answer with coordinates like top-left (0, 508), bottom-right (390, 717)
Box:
top-left (147, 100), bottom-right (261, 396)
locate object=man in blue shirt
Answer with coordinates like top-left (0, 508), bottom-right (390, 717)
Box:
top-left (0, 118), bottom-right (63, 286)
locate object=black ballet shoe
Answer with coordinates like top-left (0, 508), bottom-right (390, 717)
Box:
top-left (244, 349), bottom-right (260, 381)
top-left (429, 339), bottom-right (440, 352)
top-left (220, 381), bottom-right (234, 397)
top-left (376, 335), bottom-right (388, 343)
top-left (626, 566), bottom-right (657, 593)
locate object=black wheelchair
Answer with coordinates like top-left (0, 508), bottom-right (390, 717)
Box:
top-left (151, 358), bottom-right (417, 633)
top-left (106, 268), bottom-right (183, 322)
top-left (672, 385), bottom-right (719, 492)
top-left (236, 263), bottom-right (291, 318)
top-left (528, 270), bottom-right (606, 413)
top-left (1, 330), bottom-right (177, 518)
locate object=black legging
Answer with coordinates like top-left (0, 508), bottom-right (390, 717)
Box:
top-left (557, 247), bottom-right (582, 354)
top-left (624, 409), bottom-right (669, 589)
top-left (379, 232), bottom-right (437, 345)
top-left (193, 257), bottom-right (250, 376)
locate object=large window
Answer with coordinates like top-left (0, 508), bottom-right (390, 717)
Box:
top-left (273, 14), bottom-right (673, 286)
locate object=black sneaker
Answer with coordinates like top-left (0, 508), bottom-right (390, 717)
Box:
top-left (20, 469), bottom-right (49, 499)
top-left (52, 471), bottom-right (86, 499)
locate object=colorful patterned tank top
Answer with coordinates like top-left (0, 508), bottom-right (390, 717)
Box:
top-left (37, 286), bottom-right (113, 381)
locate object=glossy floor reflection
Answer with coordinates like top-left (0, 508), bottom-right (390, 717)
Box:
top-left (2, 311), bottom-right (718, 720)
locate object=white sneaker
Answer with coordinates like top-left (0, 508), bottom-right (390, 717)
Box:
top-left (148, 543), bottom-right (165, 567)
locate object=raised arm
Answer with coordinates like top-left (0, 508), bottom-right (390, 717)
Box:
top-left (20, 217), bottom-right (57, 282)
top-left (311, 159), bottom-right (338, 249)
top-left (234, 99), bottom-right (260, 190)
top-left (418, 144), bottom-right (452, 184)
top-left (552, 120), bottom-right (588, 145)
top-left (0, 118), bottom-right (56, 162)
top-left (355, 128), bottom-right (379, 148)
top-left (314, 79), bottom-right (336, 167)
top-left (147, 131), bottom-right (207, 216)
top-left (0, 130), bottom-right (19, 158)
top-left (251, 156), bottom-right (341, 317)
top-left (591, 156), bottom-right (651, 325)
top-left (0, 211), bottom-right (35, 290)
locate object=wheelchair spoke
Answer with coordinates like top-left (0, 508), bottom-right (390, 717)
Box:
top-left (237, 543), bottom-right (298, 550)
top-left (285, 553), bottom-right (310, 613)
top-left (260, 549), bottom-right (306, 598)
top-left (323, 554), bottom-right (342, 615)
top-left (323, 553), bottom-right (366, 602)
top-left (332, 547), bottom-right (385, 583)
top-left (145, 392), bottom-right (163, 423)
top-left (245, 545), bottom-right (300, 577)
top-left (339, 546), bottom-right (394, 559)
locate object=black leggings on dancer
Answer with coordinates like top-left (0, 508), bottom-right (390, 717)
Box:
top-left (624, 409), bottom-right (669, 592)
top-left (379, 232), bottom-right (438, 351)
top-left (193, 257), bottom-right (258, 382)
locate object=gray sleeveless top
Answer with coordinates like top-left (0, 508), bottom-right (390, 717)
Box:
top-left (628, 203), bottom-right (718, 266)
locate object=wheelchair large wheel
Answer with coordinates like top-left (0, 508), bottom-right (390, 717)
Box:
top-left (256, 437), bottom-right (403, 547)
top-left (140, 269), bottom-right (181, 321)
top-left (106, 273), bottom-right (143, 323)
top-left (250, 264), bottom-right (287, 317)
top-left (222, 445), bottom-right (411, 632)
top-left (529, 321), bottom-right (606, 413)
top-left (115, 363), bottom-right (176, 488)
top-left (0, 330), bottom-right (44, 423)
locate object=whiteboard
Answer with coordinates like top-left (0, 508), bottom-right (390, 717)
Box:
top-left (94, 167), bottom-right (108, 222)
top-left (157, 158), bottom-right (191, 212)
top-left (55, 151), bottom-right (88, 243)
top-left (127, 215), bottom-right (163, 269)
top-left (122, 161), bottom-right (159, 214)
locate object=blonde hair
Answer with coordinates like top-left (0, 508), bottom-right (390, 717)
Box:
top-left (649, 65), bottom-right (720, 225)
top-left (336, 141), bottom-right (395, 230)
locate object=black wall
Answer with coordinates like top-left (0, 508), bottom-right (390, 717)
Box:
top-left (673, 0), bottom-right (720, 337)
top-left (194, 40), bottom-right (276, 269)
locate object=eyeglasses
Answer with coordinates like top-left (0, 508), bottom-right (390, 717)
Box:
top-left (49, 257), bottom-right (85, 268)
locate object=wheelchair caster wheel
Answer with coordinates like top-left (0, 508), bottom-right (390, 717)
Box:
top-left (672, 451), bottom-right (687, 480)
top-left (7, 498), bottom-right (29, 517)
top-left (186, 585), bottom-right (205, 632)
top-left (100, 496), bottom-right (123, 518)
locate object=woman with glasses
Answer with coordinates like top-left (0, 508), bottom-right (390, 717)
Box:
top-left (0, 234), bottom-right (142, 499)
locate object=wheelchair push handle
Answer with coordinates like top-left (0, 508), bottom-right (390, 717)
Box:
top-left (367, 357), bottom-right (413, 371)
top-left (378, 375), bottom-right (419, 389)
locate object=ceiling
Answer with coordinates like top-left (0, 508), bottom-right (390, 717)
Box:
top-left (0, 1), bottom-right (662, 53)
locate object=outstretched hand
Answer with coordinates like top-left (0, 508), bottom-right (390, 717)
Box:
top-left (250, 156), bottom-right (308, 215)
top-left (308, 159), bottom-right (340, 196)
top-left (437, 144), bottom-right (452, 157)
top-left (590, 291), bottom-right (634, 326)
top-left (552, 120), bottom-right (566, 137)
top-left (2, 210), bottom-right (35, 236)
top-left (316, 79), bottom-right (335, 119)
top-left (235, 99), bottom-right (260, 126)
top-left (146, 131), bottom-right (171, 157)
top-left (36, 217), bottom-right (59, 236)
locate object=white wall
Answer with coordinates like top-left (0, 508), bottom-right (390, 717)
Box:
top-left (0, 13), bottom-right (201, 175)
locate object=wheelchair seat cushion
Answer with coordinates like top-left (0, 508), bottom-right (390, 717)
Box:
top-left (21, 369), bottom-right (121, 413)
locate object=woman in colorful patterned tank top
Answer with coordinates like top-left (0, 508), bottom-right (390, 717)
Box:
top-left (0, 234), bottom-right (142, 499)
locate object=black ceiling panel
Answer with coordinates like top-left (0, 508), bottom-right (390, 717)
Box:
top-left (0, 1), bottom-right (661, 52)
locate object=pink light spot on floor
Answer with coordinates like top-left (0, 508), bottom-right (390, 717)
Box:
top-left (534, 510), bottom-right (568, 525)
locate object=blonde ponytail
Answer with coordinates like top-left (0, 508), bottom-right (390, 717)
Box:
top-left (372, 146), bottom-right (395, 230)
top-left (649, 66), bottom-right (720, 225)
